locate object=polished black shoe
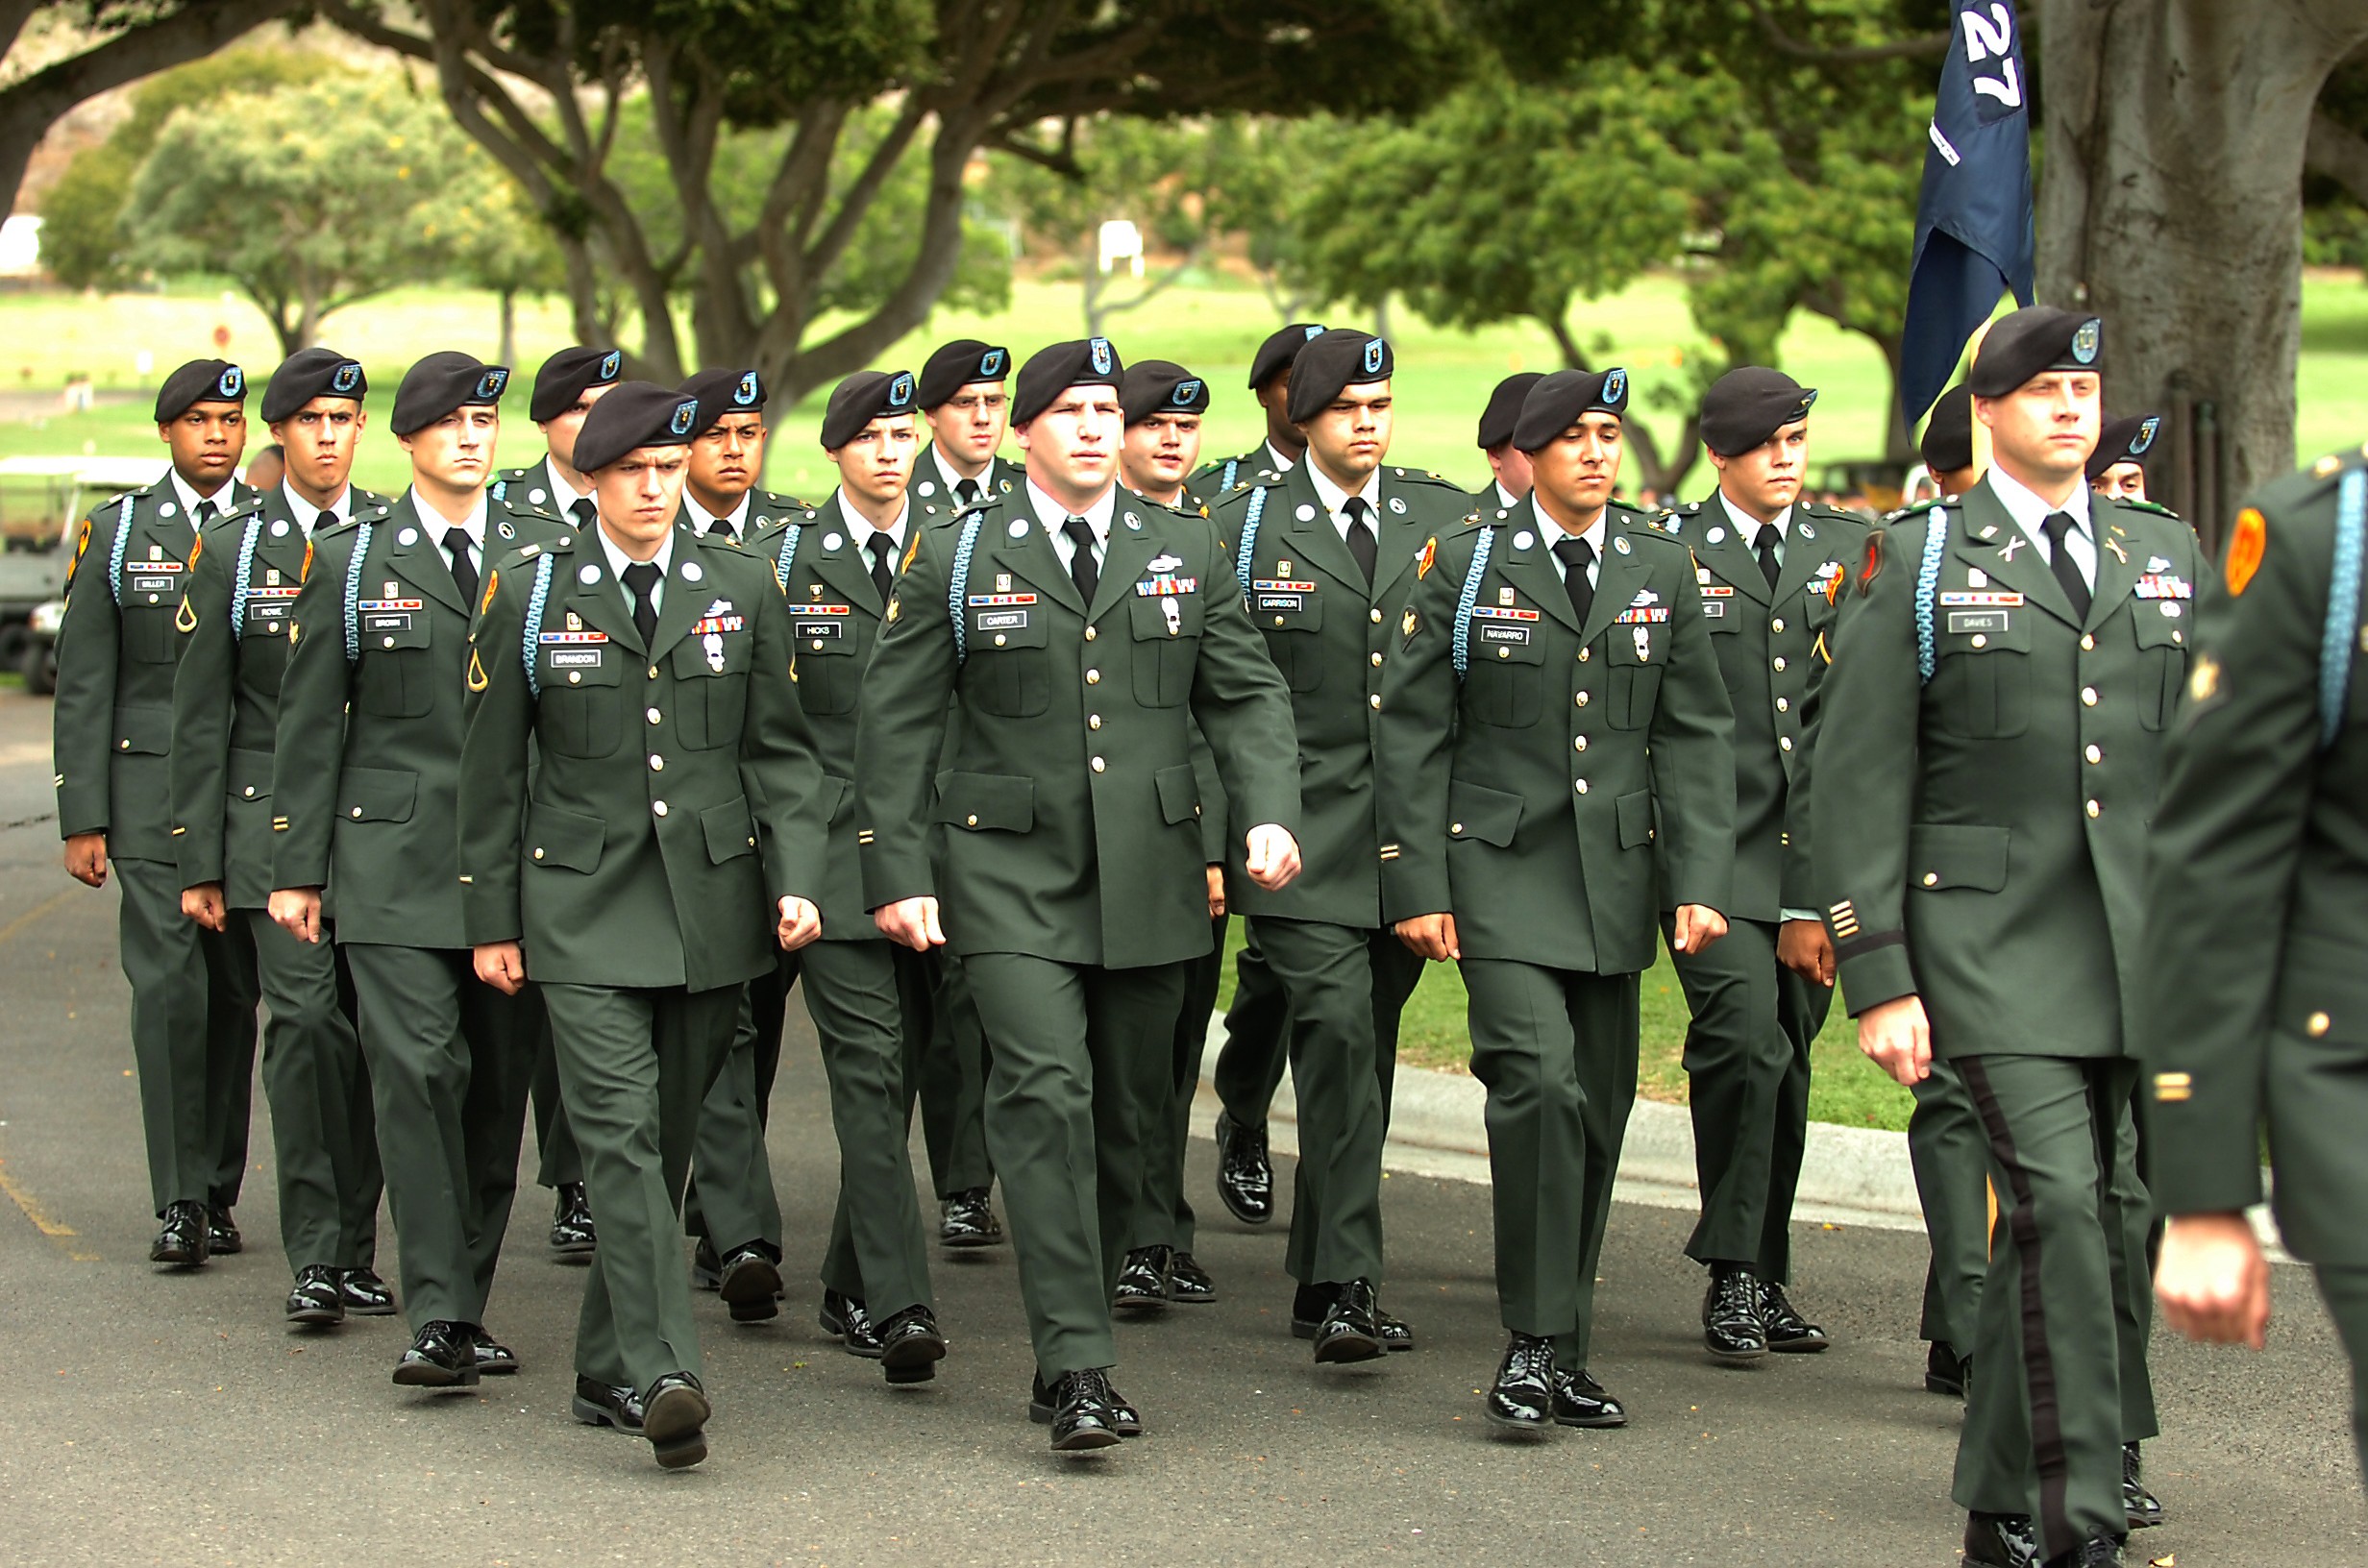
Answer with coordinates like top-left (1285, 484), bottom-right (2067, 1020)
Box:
top-left (206, 1203), bottom-right (243, 1255)
top-left (1926, 1339), bottom-right (1968, 1397)
top-left (285, 1263), bottom-right (346, 1326)
top-left (1702, 1263), bottom-right (1768, 1361)
top-left (939, 1188), bottom-right (1003, 1248)
top-left (338, 1266), bottom-right (398, 1315)
top-left (1962, 1511), bottom-right (2042, 1568)
top-left (1313, 1278), bottom-right (1386, 1364)
top-left (571, 1374), bottom-right (645, 1433)
top-left (468, 1325), bottom-right (520, 1375)
top-left (1113, 1246), bottom-right (1172, 1311)
top-left (876, 1305), bottom-right (948, 1384)
top-left (549, 1183), bottom-right (595, 1259)
top-left (1551, 1366), bottom-right (1628, 1428)
top-left (1483, 1334), bottom-right (1557, 1433)
top-left (392, 1320), bottom-right (478, 1387)
top-left (691, 1235), bottom-right (725, 1290)
top-left (2123, 1442), bottom-right (2164, 1530)
top-left (641, 1371), bottom-right (710, 1469)
top-left (1213, 1111), bottom-right (1273, 1225)
top-left (1167, 1250), bottom-right (1217, 1304)
top-left (820, 1288), bottom-right (883, 1358)
top-left (716, 1244), bottom-right (783, 1323)
top-left (150, 1200), bottom-right (210, 1266)
top-left (2062, 1535), bottom-right (2128, 1566)
top-left (1025, 1369), bottom-right (1140, 1435)
top-left (1378, 1310), bottom-right (1416, 1351)
top-left (1030, 1368), bottom-right (1124, 1453)
top-left (1761, 1281), bottom-right (1830, 1352)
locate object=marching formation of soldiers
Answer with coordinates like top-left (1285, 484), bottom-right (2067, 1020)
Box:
top-left (49, 306), bottom-right (2368, 1566)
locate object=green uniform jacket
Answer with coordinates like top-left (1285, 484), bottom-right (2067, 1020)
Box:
top-left (456, 522), bottom-right (828, 992)
top-left (1811, 478), bottom-right (2200, 1056)
top-left (912, 446), bottom-right (1025, 524)
top-left (268, 488), bottom-right (566, 947)
top-left (1650, 495), bottom-right (1867, 920)
top-left (2136, 450), bottom-right (2368, 1262)
top-left (854, 491), bottom-right (1301, 968)
top-left (675, 487), bottom-right (811, 546)
top-left (1212, 461), bottom-right (1480, 927)
top-left (1376, 500), bottom-right (1736, 972)
top-left (1188, 446), bottom-right (1279, 502)
top-left (53, 478), bottom-right (258, 860)
top-left (170, 487), bottom-right (394, 904)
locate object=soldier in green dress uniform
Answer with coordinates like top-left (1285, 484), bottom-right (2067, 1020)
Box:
top-left (54, 358), bottom-right (261, 1265)
top-left (2087, 413), bottom-right (2162, 505)
top-left (1379, 367), bottom-right (1737, 1433)
top-left (1471, 371), bottom-right (1542, 511)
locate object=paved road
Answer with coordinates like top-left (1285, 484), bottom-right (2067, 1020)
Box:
top-left (0, 685), bottom-right (2356, 1566)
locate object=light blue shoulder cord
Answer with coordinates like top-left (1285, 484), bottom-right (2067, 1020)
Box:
top-left (107, 491), bottom-right (135, 605)
top-left (228, 515), bottom-right (261, 643)
top-left (521, 554), bottom-right (555, 698)
top-left (340, 520), bottom-right (375, 663)
top-left (947, 515), bottom-right (983, 664)
top-left (1232, 487), bottom-right (1270, 595)
top-left (2320, 469), bottom-right (2366, 747)
top-left (772, 524), bottom-right (803, 595)
top-left (1914, 507), bottom-right (1949, 686)
top-left (1221, 456), bottom-right (1240, 494)
top-left (1451, 527), bottom-right (1496, 679)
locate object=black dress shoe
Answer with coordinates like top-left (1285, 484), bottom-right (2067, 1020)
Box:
top-left (1027, 1370), bottom-right (1141, 1435)
top-left (1113, 1246), bottom-right (1172, 1311)
top-left (468, 1325), bottom-right (520, 1375)
top-left (1483, 1334), bottom-right (1557, 1433)
top-left (338, 1267), bottom-right (398, 1315)
top-left (1926, 1339), bottom-right (1968, 1397)
top-left (716, 1244), bottom-right (783, 1323)
top-left (1031, 1368), bottom-right (1123, 1453)
top-left (572, 1374), bottom-right (645, 1433)
top-left (1167, 1251), bottom-right (1217, 1304)
top-left (939, 1188), bottom-right (1003, 1248)
top-left (2123, 1442), bottom-right (2164, 1530)
top-left (1761, 1281), bottom-right (1830, 1352)
top-left (1213, 1111), bottom-right (1273, 1225)
top-left (393, 1320), bottom-right (478, 1387)
top-left (1702, 1263), bottom-right (1768, 1360)
top-left (876, 1305), bottom-right (948, 1384)
top-left (1313, 1278), bottom-right (1386, 1364)
top-left (285, 1263), bottom-right (346, 1326)
top-left (1962, 1511), bottom-right (2042, 1568)
top-left (1551, 1366), bottom-right (1628, 1428)
top-left (549, 1183), bottom-right (596, 1259)
top-left (1378, 1310), bottom-right (1416, 1351)
top-left (820, 1288), bottom-right (883, 1357)
top-left (2060, 1535), bottom-right (2127, 1566)
top-left (1104, 1383), bottom-right (1144, 1437)
top-left (150, 1200), bottom-right (210, 1266)
top-left (206, 1203), bottom-right (243, 1255)
top-left (640, 1371), bottom-right (710, 1469)
top-left (691, 1235), bottom-right (725, 1290)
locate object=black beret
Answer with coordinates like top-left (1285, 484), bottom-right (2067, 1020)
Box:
top-left (2086, 411), bottom-right (2163, 482)
top-left (678, 367), bottom-right (768, 436)
top-left (1920, 383), bottom-right (1974, 475)
top-left (820, 369), bottom-right (919, 449)
top-left (571, 380), bottom-right (703, 475)
top-left (1476, 372), bottom-right (1543, 450)
top-left (156, 359), bottom-right (244, 423)
top-left (1012, 337), bottom-right (1123, 427)
top-left (1699, 366), bottom-right (1818, 457)
top-left (1285, 329), bottom-right (1394, 425)
top-left (530, 345), bottom-right (625, 423)
top-left (917, 339), bottom-right (1011, 409)
top-left (1967, 307), bottom-right (2103, 397)
top-left (1121, 360), bottom-right (1211, 424)
top-left (1248, 322), bottom-right (1326, 391)
top-left (261, 348), bottom-right (365, 424)
top-left (1511, 367), bottom-right (1630, 453)
top-left (389, 352), bottom-right (509, 438)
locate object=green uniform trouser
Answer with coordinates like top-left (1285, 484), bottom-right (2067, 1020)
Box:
top-left (530, 1032), bottom-right (584, 1189)
top-left (963, 952), bottom-right (1184, 1377)
top-left (234, 908), bottom-right (375, 1273)
top-left (112, 855), bottom-right (257, 1216)
top-left (1134, 914), bottom-right (1228, 1254)
top-left (1955, 1054), bottom-right (2158, 1559)
top-left (918, 954), bottom-right (996, 1197)
top-left (1912, 1056), bottom-right (1994, 1360)
top-left (1462, 959), bottom-right (1639, 1369)
top-left (2316, 1264), bottom-right (2368, 1473)
top-left (1255, 917), bottom-right (1422, 1288)
top-left (1212, 926), bottom-right (1292, 1130)
top-left (341, 944), bottom-right (536, 1332)
top-left (686, 968), bottom-right (789, 1259)
top-left (542, 982), bottom-right (738, 1393)
top-left (328, 943), bottom-right (383, 1270)
top-left (1666, 916), bottom-right (1828, 1280)
top-left (813, 941), bottom-right (936, 1318)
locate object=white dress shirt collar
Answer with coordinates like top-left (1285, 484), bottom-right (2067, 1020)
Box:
top-left (545, 456), bottom-right (596, 514)
top-left (1025, 479), bottom-right (1117, 567)
top-left (1493, 479), bottom-right (1522, 513)
top-left (685, 489), bottom-right (752, 540)
top-left (1986, 462), bottom-right (2092, 543)
top-left (283, 481), bottom-right (351, 535)
top-left (1716, 489), bottom-right (1793, 541)
top-left (837, 489), bottom-right (909, 556)
top-left (597, 521), bottom-right (674, 598)
top-left (406, 486), bottom-right (487, 556)
top-left (1305, 461), bottom-right (1382, 544)
top-left (1263, 440), bottom-right (1297, 474)
top-left (1533, 496), bottom-right (1607, 586)
top-left (931, 444), bottom-right (993, 500)
top-left (167, 467), bottom-right (234, 523)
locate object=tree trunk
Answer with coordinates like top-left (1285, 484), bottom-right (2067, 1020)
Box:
top-left (497, 288), bottom-right (516, 368)
top-left (2037, 0), bottom-right (2368, 534)
top-left (1860, 329), bottom-right (1915, 464)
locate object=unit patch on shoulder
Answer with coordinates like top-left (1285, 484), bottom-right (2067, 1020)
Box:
top-left (902, 530), bottom-right (924, 572)
top-left (481, 569), bottom-right (500, 617)
top-left (1417, 536), bottom-right (1437, 580)
top-left (2225, 507), bottom-right (2266, 598)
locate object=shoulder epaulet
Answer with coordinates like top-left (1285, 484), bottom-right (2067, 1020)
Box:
top-left (312, 512), bottom-right (364, 537)
top-left (1388, 466), bottom-right (1468, 490)
top-left (2103, 495), bottom-right (2183, 523)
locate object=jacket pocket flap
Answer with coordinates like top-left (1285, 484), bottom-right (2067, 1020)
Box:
top-left (1616, 789), bottom-right (1657, 848)
top-left (966, 604), bottom-right (1049, 649)
top-left (228, 747), bottom-right (275, 800)
top-left (700, 797), bottom-right (757, 864)
top-left (1447, 778), bottom-right (1523, 847)
top-left (1153, 762), bottom-right (1201, 825)
top-left (113, 703), bottom-right (172, 756)
top-left (1250, 587), bottom-right (1322, 631)
top-left (2133, 605), bottom-right (2189, 649)
top-left (1468, 622), bottom-right (1545, 664)
top-left (337, 766), bottom-right (417, 824)
top-left (529, 802), bottom-right (605, 872)
top-left (539, 645), bottom-right (624, 685)
top-left (1908, 823), bottom-right (2010, 892)
top-left (938, 772), bottom-right (1035, 833)
top-left (673, 633), bottom-right (753, 678)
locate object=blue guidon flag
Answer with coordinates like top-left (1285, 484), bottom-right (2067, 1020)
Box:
top-left (1900, 0), bottom-right (2035, 423)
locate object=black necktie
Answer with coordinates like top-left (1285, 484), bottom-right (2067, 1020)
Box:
top-left (1755, 523), bottom-right (1782, 588)
top-left (2040, 512), bottom-right (2091, 620)
top-left (955, 478), bottom-right (981, 508)
top-left (865, 533), bottom-right (897, 601)
top-left (1344, 495), bottom-right (1378, 586)
top-left (1062, 515), bottom-right (1100, 602)
top-left (443, 527), bottom-right (479, 607)
top-left (316, 511), bottom-right (336, 536)
top-left (1553, 535), bottom-right (1596, 629)
top-left (192, 499), bottom-right (217, 532)
top-left (708, 518), bottom-right (737, 545)
top-left (622, 561), bottom-right (661, 647)
top-left (570, 498), bottom-right (595, 531)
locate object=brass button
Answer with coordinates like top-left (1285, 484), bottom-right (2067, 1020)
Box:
top-left (1086, 669), bottom-right (1100, 685)
top-left (1274, 616), bottom-right (1286, 627)
top-left (1772, 656), bottom-right (1787, 672)
top-left (2081, 634), bottom-right (2095, 651)
top-left (1497, 647), bottom-right (1511, 659)
top-left (2308, 1011), bottom-right (2332, 1037)
top-left (1091, 756), bottom-right (1106, 772)
top-left (1578, 648), bottom-right (1591, 663)
top-left (647, 707), bottom-right (661, 723)
top-left (1575, 779), bottom-right (1589, 795)
top-left (1780, 736), bottom-right (1794, 751)
top-left (994, 634), bottom-right (1007, 648)
top-left (1922, 872), bottom-right (1938, 887)
top-left (966, 814), bottom-right (978, 827)
top-left (568, 671), bottom-right (583, 685)
top-left (1369, 651), bottom-right (1383, 667)
top-left (350, 806), bottom-right (362, 818)
top-left (649, 665), bottom-right (660, 678)
top-left (1369, 607), bottom-right (1383, 624)
top-left (1574, 735), bottom-right (1588, 751)
top-left (811, 638), bottom-right (825, 651)
top-left (2084, 798), bottom-right (2101, 818)
top-left (1450, 821), bottom-right (1464, 834)
top-left (2081, 686), bottom-right (2098, 706)
top-left (1576, 691), bottom-right (1590, 707)
top-left (1771, 618), bottom-right (1785, 633)
top-left (1084, 625), bottom-right (1098, 642)
top-left (532, 847), bottom-right (545, 860)
top-left (2084, 744), bottom-right (2102, 764)
top-left (649, 754), bottom-right (664, 772)
top-left (2173, 629), bottom-right (2183, 645)
top-left (1368, 693), bottom-right (1381, 709)
top-left (1088, 715), bottom-right (1101, 730)
top-left (653, 800), bottom-right (668, 817)
top-left (1776, 698), bottom-right (1789, 713)
top-left (382, 635), bottom-right (396, 649)
top-left (242, 785), bottom-right (255, 797)
top-left (1970, 634), bottom-right (1988, 649)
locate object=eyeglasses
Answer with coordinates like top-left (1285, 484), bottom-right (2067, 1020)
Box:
top-left (944, 394), bottom-right (1006, 414)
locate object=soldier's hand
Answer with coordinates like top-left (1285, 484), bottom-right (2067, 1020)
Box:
top-left (1670, 904), bottom-right (1728, 954)
top-left (268, 887), bottom-right (324, 943)
top-left (1244, 824), bottom-right (1300, 891)
top-left (2156, 1212), bottom-right (2272, 1350)
top-left (182, 883), bottom-right (229, 932)
top-left (1394, 913), bottom-right (1459, 962)
top-left (1858, 993), bottom-right (1932, 1085)
top-left (874, 895), bottom-right (946, 951)
top-left (1777, 919), bottom-right (1836, 986)
top-left (474, 941), bottom-right (528, 994)
top-left (1205, 866), bottom-right (1226, 920)
top-left (777, 896), bottom-right (822, 952)
top-left (63, 831), bottom-right (108, 888)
